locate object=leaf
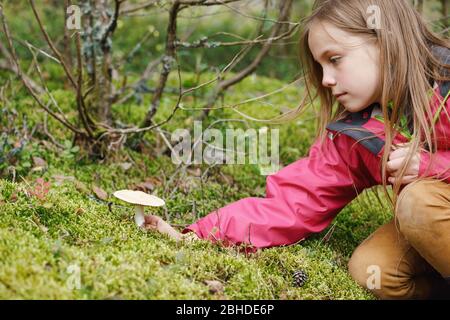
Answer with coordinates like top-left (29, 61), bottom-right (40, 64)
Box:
top-left (32, 216), bottom-right (48, 233)
top-left (32, 156), bottom-right (47, 168)
top-left (28, 178), bottom-right (51, 201)
top-left (75, 180), bottom-right (90, 194)
top-left (134, 181), bottom-right (154, 192)
top-left (204, 280), bottom-right (224, 294)
top-left (120, 162), bottom-right (132, 171)
top-left (131, 177), bottom-right (161, 192)
top-left (52, 175), bottom-right (75, 186)
top-left (64, 140), bottom-right (72, 149)
top-left (42, 203), bottom-right (53, 209)
top-left (75, 208), bottom-right (85, 215)
top-left (101, 237), bottom-right (113, 244)
top-left (92, 185), bottom-right (108, 201)
top-left (22, 161), bottom-right (31, 168)
top-left (9, 192), bottom-right (18, 203)
top-left (187, 168), bottom-right (201, 177)
top-left (71, 146), bottom-right (80, 153)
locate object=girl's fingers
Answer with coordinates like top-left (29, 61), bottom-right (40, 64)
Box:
top-left (387, 157), bottom-right (405, 172)
top-left (389, 166), bottom-right (416, 177)
top-left (391, 143), bottom-right (410, 150)
top-left (388, 175), bottom-right (417, 185)
top-left (389, 147), bottom-right (409, 161)
top-left (143, 215), bottom-right (161, 228)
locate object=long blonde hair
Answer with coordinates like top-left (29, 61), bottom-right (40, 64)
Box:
top-left (292, 0), bottom-right (450, 208)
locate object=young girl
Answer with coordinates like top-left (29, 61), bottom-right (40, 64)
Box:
top-left (144, 0), bottom-right (450, 300)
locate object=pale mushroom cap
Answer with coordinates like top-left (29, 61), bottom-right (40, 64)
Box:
top-left (113, 190), bottom-right (165, 207)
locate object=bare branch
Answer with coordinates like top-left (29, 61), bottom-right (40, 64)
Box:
top-left (29, 0), bottom-right (78, 89)
top-left (100, 0), bottom-right (125, 50)
top-left (141, 0), bottom-right (181, 128)
top-left (25, 43), bottom-right (73, 125)
top-left (115, 56), bottom-right (163, 105)
top-left (175, 23), bottom-right (299, 48)
top-left (179, 0), bottom-right (243, 8)
top-left (97, 54), bottom-right (184, 137)
top-left (120, 0), bottom-right (161, 14)
top-left (29, 1), bottom-right (94, 137)
top-left (0, 4), bottom-right (84, 135)
top-left (1, 37), bottom-right (45, 94)
top-left (99, 39), bottom-right (254, 136)
top-left (75, 31), bottom-right (95, 138)
top-left (199, 0), bottom-right (294, 120)
top-left (201, 0), bottom-right (297, 25)
top-left (0, 59), bottom-right (45, 95)
top-left (0, 36), bottom-right (11, 58)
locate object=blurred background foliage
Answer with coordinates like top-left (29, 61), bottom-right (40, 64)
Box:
top-left (1, 0), bottom-right (448, 82)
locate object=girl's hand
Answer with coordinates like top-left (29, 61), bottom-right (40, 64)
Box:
top-left (387, 144), bottom-right (420, 185)
top-left (143, 215), bottom-right (183, 241)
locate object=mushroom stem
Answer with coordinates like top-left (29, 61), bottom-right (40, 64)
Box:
top-left (134, 205), bottom-right (146, 227)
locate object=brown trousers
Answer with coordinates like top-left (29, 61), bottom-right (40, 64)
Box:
top-left (348, 179), bottom-right (450, 300)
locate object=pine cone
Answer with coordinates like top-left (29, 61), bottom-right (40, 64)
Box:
top-left (292, 270), bottom-right (308, 287)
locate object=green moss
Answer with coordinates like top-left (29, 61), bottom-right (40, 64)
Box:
top-left (0, 70), bottom-right (383, 300)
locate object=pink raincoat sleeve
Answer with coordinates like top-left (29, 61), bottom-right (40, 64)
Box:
top-left (418, 84), bottom-right (450, 183)
top-left (182, 132), bottom-right (380, 249)
top-left (419, 151), bottom-right (450, 183)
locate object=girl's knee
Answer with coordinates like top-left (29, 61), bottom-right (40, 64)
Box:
top-left (395, 180), bottom-right (450, 242)
top-left (348, 243), bottom-right (416, 299)
top-left (348, 245), bottom-right (385, 293)
top-left (395, 180), bottom-right (437, 233)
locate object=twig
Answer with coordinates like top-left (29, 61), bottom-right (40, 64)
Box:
top-left (120, 0), bottom-right (161, 14)
top-left (75, 31), bottom-right (95, 137)
top-left (141, 0), bottom-right (181, 128)
top-left (199, 0), bottom-right (294, 120)
top-left (174, 24), bottom-right (299, 48)
top-left (25, 43), bottom-right (73, 125)
top-left (195, 0), bottom-right (297, 25)
top-left (0, 59), bottom-right (44, 94)
top-left (43, 112), bottom-right (65, 150)
top-left (0, 4), bottom-right (84, 135)
top-left (100, 0), bottom-right (124, 50)
top-left (29, 0), bottom-right (77, 89)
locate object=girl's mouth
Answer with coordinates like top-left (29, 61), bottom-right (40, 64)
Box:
top-left (335, 93), bottom-right (347, 100)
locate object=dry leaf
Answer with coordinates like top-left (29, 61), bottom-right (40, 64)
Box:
top-left (180, 176), bottom-right (199, 193)
top-left (218, 173), bottom-right (234, 185)
top-left (134, 181), bottom-right (154, 192)
top-left (188, 168), bottom-right (201, 177)
top-left (145, 177), bottom-right (162, 186)
top-left (204, 280), bottom-right (224, 294)
top-left (131, 177), bottom-right (161, 192)
top-left (10, 192), bottom-right (18, 203)
top-left (92, 186), bottom-right (108, 201)
top-left (120, 162), bottom-right (132, 171)
top-left (74, 181), bottom-right (90, 194)
top-left (32, 216), bottom-right (48, 233)
top-left (75, 208), bottom-right (85, 215)
top-left (32, 156), bottom-right (47, 168)
top-left (52, 175), bottom-right (75, 186)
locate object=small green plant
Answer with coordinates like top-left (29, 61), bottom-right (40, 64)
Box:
top-left (61, 140), bottom-right (80, 160)
top-left (0, 179), bottom-right (17, 202)
top-left (28, 177), bottom-right (51, 203)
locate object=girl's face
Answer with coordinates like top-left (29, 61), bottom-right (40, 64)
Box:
top-left (308, 20), bottom-right (382, 113)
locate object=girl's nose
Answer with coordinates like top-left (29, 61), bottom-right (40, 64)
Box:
top-left (322, 72), bottom-right (337, 88)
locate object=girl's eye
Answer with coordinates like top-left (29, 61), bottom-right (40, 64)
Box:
top-left (329, 56), bottom-right (341, 64)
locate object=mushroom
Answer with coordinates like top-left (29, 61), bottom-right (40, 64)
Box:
top-left (113, 190), bottom-right (165, 227)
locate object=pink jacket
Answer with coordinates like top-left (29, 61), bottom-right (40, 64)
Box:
top-left (182, 82), bottom-right (450, 251)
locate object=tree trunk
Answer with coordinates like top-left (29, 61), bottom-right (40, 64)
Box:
top-left (63, 0), bottom-right (73, 88)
